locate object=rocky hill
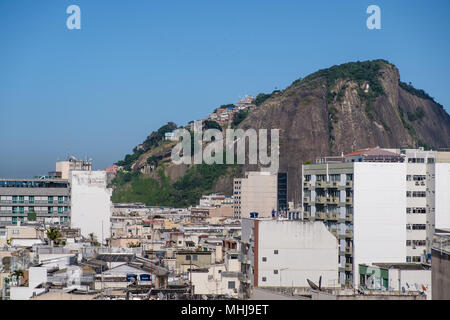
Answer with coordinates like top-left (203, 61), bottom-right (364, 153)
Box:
top-left (111, 59), bottom-right (450, 207)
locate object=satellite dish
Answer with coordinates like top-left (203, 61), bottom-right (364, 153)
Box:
top-left (306, 276), bottom-right (322, 291)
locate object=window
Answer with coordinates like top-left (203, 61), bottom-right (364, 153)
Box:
top-left (29, 196), bottom-right (34, 204)
top-left (406, 256), bottom-right (412, 262)
top-left (48, 196), bottom-right (53, 204)
top-left (12, 196), bottom-right (17, 204)
top-left (274, 250), bottom-right (278, 255)
top-left (193, 255), bottom-right (198, 261)
top-left (186, 255), bottom-right (191, 261)
top-left (406, 175), bottom-right (412, 181)
top-left (58, 207), bottom-right (63, 214)
top-left (262, 257), bottom-right (267, 262)
top-left (274, 270), bottom-right (278, 274)
top-left (19, 196), bottom-right (24, 203)
top-left (262, 277), bottom-right (267, 282)
top-left (48, 207), bottom-right (53, 214)
top-left (407, 207), bottom-right (426, 214)
top-left (330, 174), bottom-right (340, 182)
top-left (228, 281), bottom-right (235, 289)
top-left (12, 230), bottom-right (20, 235)
top-left (58, 196), bottom-right (63, 204)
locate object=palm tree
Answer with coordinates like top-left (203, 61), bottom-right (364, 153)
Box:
top-left (11, 270), bottom-right (24, 286)
top-left (46, 227), bottom-right (62, 246)
top-left (89, 233), bottom-right (99, 246)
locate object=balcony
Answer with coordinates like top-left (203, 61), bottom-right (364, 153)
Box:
top-left (327, 181), bottom-right (339, 188)
top-left (345, 263), bottom-right (353, 271)
top-left (346, 181), bottom-right (353, 188)
top-left (345, 230), bottom-right (353, 238)
top-left (327, 197), bottom-right (339, 204)
top-left (345, 247), bottom-right (353, 255)
top-left (327, 213), bottom-right (339, 221)
top-left (316, 212), bottom-right (326, 220)
top-left (345, 197), bottom-right (353, 205)
top-left (303, 212), bottom-right (311, 219)
top-left (315, 181), bottom-right (326, 188)
top-left (303, 182), bottom-right (311, 188)
top-left (346, 215), bottom-right (353, 222)
top-left (315, 196), bottom-right (327, 204)
top-left (303, 197), bottom-right (310, 203)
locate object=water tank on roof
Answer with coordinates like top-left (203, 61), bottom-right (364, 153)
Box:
top-left (250, 212), bottom-right (259, 218)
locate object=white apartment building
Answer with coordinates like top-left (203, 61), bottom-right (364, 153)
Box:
top-left (302, 147), bottom-right (450, 289)
top-left (70, 170), bottom-right (112, 242)
top-left (233, 172), bottom-right (278, 219)
top-left (239, 218), bottom-right (339, 299)
top-left (386, 148), bottom-right (450, 259)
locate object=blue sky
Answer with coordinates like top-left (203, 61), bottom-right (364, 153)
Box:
top-left (1, 0), bottom-right (449, 178)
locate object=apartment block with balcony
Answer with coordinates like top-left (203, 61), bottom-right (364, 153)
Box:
top-left (302, 147), bottom-right (450, 289)
top-left (0, 179), bottom-right (71, 226)
top-left (302, 162), bottom-right (357, 288)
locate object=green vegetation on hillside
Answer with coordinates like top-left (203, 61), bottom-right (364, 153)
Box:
top-left (111, 154), bottom-right (241, 207)
top-left (254, 93), bottom-right (272, 106)
top-left (203, 120), bottom-right (223, 131)
top-left (399, 81), bottom-right (445, 111)
top-left (407, 107), bottom-right (425, 122)
top-left (399, 81), bottom-right (433, 101)
top-left (116, 122), bottom-right (177, 170)
top-left (232, 109), bottom-right (249, 128)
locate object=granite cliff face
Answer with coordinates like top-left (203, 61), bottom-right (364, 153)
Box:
top-left (238, 60), bottom-right (450, 204)
top-left (112, 60), bottom-right (450, 206)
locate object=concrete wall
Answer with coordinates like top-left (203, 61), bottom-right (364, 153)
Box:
top-left (236, 172), bottom-right (277, 219)
top-left (70, 170), bottom-right (112, 241)
top-left (435, 163), bottom-right (450, 229)
top-left (256, 220), bottom-right (339, 288)
top-left (432, 249), bottom-right (450, 300)
top-left (353, 163), bottom-right (407, 288)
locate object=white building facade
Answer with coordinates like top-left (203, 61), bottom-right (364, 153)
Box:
top-left (70, 170), bottom-right (112, 242)
top-left (239, 218), bottom-right (339, 299)
top-left (303, 147), bottom-right (450, 289)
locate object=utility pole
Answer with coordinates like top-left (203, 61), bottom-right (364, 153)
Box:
top-left (189, 254), bottom-right (193, 299)
top-left (149, 226), bottom-right (154, 300)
